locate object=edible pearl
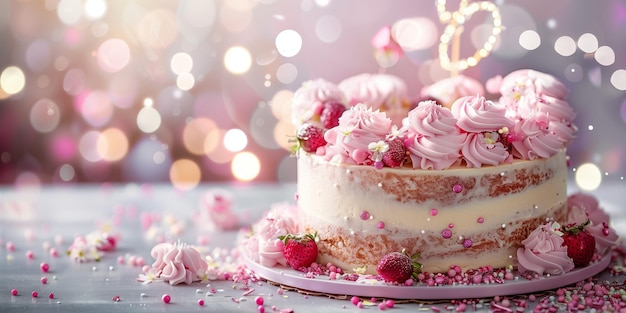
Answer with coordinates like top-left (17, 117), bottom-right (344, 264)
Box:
top-left (441, 229), bottom-right (452, 239)
top-left (452, 184), bottom-right (463, 193)
top-left (463, 239), bottom-right (473, 248)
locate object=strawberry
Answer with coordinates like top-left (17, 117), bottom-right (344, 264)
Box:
top-left (561, 220), bottom-right (596, 267)
top-left (278, 233), bottom-right (318, 270)
top-left (376, 249), bottom-right (421, 283)
top-left (293, 123), bottom-right (327, 153)
top-left (319, 101), bottom-right (346, 129)
top-left (382, 138), bottom-right (406, 168)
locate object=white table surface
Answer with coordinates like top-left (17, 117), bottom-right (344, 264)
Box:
top-left (0, 181), bottom-right (625, 312)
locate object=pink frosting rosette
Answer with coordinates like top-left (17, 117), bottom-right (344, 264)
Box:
top-left (292, 79), bottom-right (345, 127)
top-left (516, 222), bottom-right (575, 276)
top-left (405, 101), bottom-right (466, 170)
top-left (450, 95), bottom-right (514, 167)
top-left (567, 193), bottom-right (621, 255)
top-left (149, 241), bottom-right (208, 285)
top-left (338, 73), bottom-right (409, 125)
top-left (510, 111), bottom-right (563, 160)
top-left (420, 75), bottom-right (485, 108)
top-left (197, 188), bottom-right (239, 231)
top-left (324, 104), bottom-right (392, 165)
top-left (251, 203), bottom-right (299, 267)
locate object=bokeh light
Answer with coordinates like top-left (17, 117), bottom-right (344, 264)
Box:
top-left (315, 15), bottom-right (342, 43)
top-left (96, 38), bottom-right (131, 73)
top-left (577, 33), bottom-right (598, 53)
top-left (224, 46), bottom-right (252, 74)
top-left (79, 131), bottom-right (102, 162)
top-left (84, 0), bottom-right (107, 20)
top-left (392, 17), bottom-right (438, 52)
top-left (169, 159), bottom-right (201, 191)
top-left (224, 128), bottom-right (248, 152)
top-left (182, 118), bottom-right (218, 155)
top-left (575, 163), bottom-right (602, 191)
top-left (58, 164), bottom-right (76, 182)
top-left (97, 128), bottom-right (129, 162)
top-left (231, 152), bottom-right (260, 181)
top-left (30, 98), bottom-right (61, 133)
top-left (518, 30), bottom-right (540, 50)
top-left (554, 36), bottom-right (576, 57)
top-left (594, 46), bottom-right (615, 66)
top-left (80, 90), bottom-right (114, 127)
top-left (171, 52), bottom-right (194, 75)
top-left (275, 29), bottom-right (302, 58)
top-left (57, 0), bottom-right (82, 25)
top-left (611, 70), bottom-right (626, 91)
top-left (137, 106), bottom-right (162, 133)
top-left (1, 66), bottom-right (26, 95)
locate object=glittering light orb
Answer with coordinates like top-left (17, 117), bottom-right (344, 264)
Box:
top-left (1, 66), bottom-right (26, 95)
top-left (58, 164), bottom-right (76, 182)
top-left (610, 69), bottom-right (626, 91)
top-left (79, 130), bottom-right (102, 162)
top-left (57, 0), bottom-right (82, 25)
top-left (97, 128), bottom-right (129, 162)
top-left (594, 46), bottom-right (615, 66)
top-left (182, 118), bottom-right (218, 155)
top-left (169, 159), bottom-right (201, 191)
top-left (276, 63), bottom-right (298, 84)
top-left (554, 36), bottom-right (576, 57)
top-left (49, 133), bottom-right (78, 162)
top-left (97, 38), bottom-right (131, 73)
top-left (84, 0), bottom-right (107, 20)
top-left (392, 17), bottom-right (438, 51)
top-left (30, 98), bottom-right (61, 133)
top-left (577, 33), bottom-right (598, 53)
top-left (171, 52), bottom-right (193, 75)
top-left (575, 163), bottom-right (602, 191)
top-left (224, 128), bottom-right (248, 152)
top-left (518, 30), bottom-right (540, 50)
top-left (224, 46), bottom-right (252, 74)
top-left (25, 40), bottom-right (51, 72)
top-left (137, 106), bottom-right (162, 133)
top-left (80, 90), bottom-right (114, 127)
top-left (275, 29), bottom-right (302, 58)
top-left (315, 15), bottom-right (342, 43)
top-left (231, 152), bottom-right (260, 181)
top-left (63, 68), bottom-right (86, 96)
top-left (176, 72), bottom-right (195, 91)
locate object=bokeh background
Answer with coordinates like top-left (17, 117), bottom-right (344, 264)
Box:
top-left (0, 0), bottom-right (625, 191)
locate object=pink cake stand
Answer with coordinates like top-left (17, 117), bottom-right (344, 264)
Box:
top-left (243, 252), bottom-right (611, 300)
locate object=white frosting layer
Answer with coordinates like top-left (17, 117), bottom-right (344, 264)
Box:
top-left (296, 150), bottom-right (567, 273)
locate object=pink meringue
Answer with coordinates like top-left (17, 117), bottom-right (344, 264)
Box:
top-left (567, 193), bottom-right (621, 255)
top-left (451, 95), bottom-right (514, 133)
top-left (197, 189), bottom-right (239, 231)
top-left (292, 79), bottom-right (345, 127)
top-left (148, 241), bottom-right (208, 285)
top-left (516, 222), bottom-right (574, 276)
top-left (461, 132), bottom-right (510, 168)
top-left (420, 75), bottom-right (485, 108)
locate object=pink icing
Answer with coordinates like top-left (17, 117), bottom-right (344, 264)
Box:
top-left (405, 103), bottom-right (466, 170)
top-left (149, 241), bottom-right (208, 285)
top-left (291, 79), bottom-right (345, 127)
top-left (323, 104), bottom-right (392, 165)
top-left (461, 132), bottom-right (510, 168)
top-left (567, 193), bottom-right (620, 255)
top-left (420, 75), bottom-right (485, 108)
top-left (516, 222), bottom-right (575, 276)
top-left (250, 203), bottom-right (299, 267)
top-left (338, 73), bottom-right (409, 125)
top-left (450, 95), bottom-right (514, 133)
top-left (198, 189), bottom-right (239, 231)
top-left (510, 111), bottom-right (563, 160)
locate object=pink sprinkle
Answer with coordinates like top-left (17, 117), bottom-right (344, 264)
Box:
top-left (6, 241), bottom-right (15, 252)
top-left (49, 248), bottom-right (59, 258)
top-left (117, 256), bottom-right (125, 265)
top-left (452, 184), bottom-right (463, 193)
top-left (255, 296), bottom-right (264, 305)
top-left (430, 209), bottom-right (438, 216)
top-left (31, 291), bottom-right (38, 298)
top-left (198, 299), bottom-right (204, 306)
top-left (40, 262), bottom-right (50, 273)
top-left (357, 301), bottom-right (364, 309)
top-left (41, 277), bottom-right (48, 284)
top-left (378, 302), bottom-right (387, 310)
top-left (477, 217), bottom-right (484, 223)
top-left (351, 296), bottom-right (360, 305)
top-left (258, 305), bottom-right (265, 313)
top-left (242, 288), bottom-right (255, 296)
top-left (376, 222), bottom-right (385, 229)
top-left (431, 306), bottom-right (441, 312)
top-left (48, 293), bottom-right (54, 299)
top-left (359, 211), bottom-right (371, 220)
top-left (456, 303), bottom-right (466, 312)
top-left (441, 229), bottom-right (452, 239)
top-left (112, 295), bottom-right (121, 302)
top-left (463, 239), bottom-right (473, 248)
top-left (11, 289), bottom-right (18, 296)
top-left (277, 288), bottom-right (284, 295)
top-left (385, 300), bottom-right (395, 308)
top-left (374, 161), bottom-right (384, 170)
top-left (26, 250), bottom-right (35, 259)
top-left (161, 294), bottom-right (171, 304)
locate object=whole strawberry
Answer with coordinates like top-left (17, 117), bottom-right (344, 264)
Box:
top-left (376, 249), bottom-right (421, 283)
top-left (279, 233), bottom-right (318, 270)
top-left (319, 101), bottom-right (347, 129)
top-left (561, 220), bottom-right (596, 267)
top-left (382, 138), bottom-right (406, 168)
top-left (294, 123), bottom-right (327, 153)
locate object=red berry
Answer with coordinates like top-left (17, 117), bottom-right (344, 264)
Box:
top-left (561, 221), bottom-right (596, 267)
top-left (296, 123), bottom-right (327, 153)
top-left (376, 250), bottom-right (421, 283)
top-left (279, 233), bottom-right (318, 270)
top-left (382, 138), bottom-right (406, 168)
top-left (319, 101), bottom-right (347, 129)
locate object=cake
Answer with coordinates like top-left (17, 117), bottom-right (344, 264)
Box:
top-left (241, 68), bottom-right (621, 283)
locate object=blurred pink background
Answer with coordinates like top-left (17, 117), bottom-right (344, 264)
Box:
top-left (0, 0), bottom-right (625, 189)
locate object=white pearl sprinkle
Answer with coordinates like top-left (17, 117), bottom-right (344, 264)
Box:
top-left (421, 230), bottom-right (425, 234)
top-left (426, 218), bottom-right (431, 222)
top-left (333, 183), bottom-right (338, 188)
top-left (350, 230), bottom-right (354, 235)
top-left (377, 182), bottom-right (382, 188)
top-left (508, 255), bottom-right (512, 259)
top-left (499, 172), bottom-right (506, 177)
top-left (458, 236), bottom-right (464, 240)
top-left (533, 204), bottom-right (539, 209)
top-left (346, 169), bottom-right (351, 174)
top-left (501, 224), bottom-right (506, 229)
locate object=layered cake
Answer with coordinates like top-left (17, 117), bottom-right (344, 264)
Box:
top-left (242, 69), bottom-right (620, 282)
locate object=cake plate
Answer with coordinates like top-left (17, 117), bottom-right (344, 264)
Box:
top-left (243, 252), bottom-right (611, 300)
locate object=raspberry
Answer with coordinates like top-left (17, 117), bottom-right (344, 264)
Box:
top-left (382, 138), bottom-right (406, 168)
top-left (296, 123), bottom-right (327, 153)
top-left (319, 101), bottom-right (347, 129)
